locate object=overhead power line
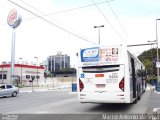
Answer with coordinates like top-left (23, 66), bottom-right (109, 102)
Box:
top-left (40, 1), bottom-right (108, 15)
top-left (8, 0), bottom-right (97, 45)
top-left (127, 43), bottom-right (156, 47)
top-left (45, 0), bottom-right (115, 16)
top-left (91, 0), bottom-right (125, 42)
top-left (18, 0), bottom-right (45, 14)
top-left (17, 0), bottom-right (112, 21)
top-left (105, 0), bottom-right (129, 39)
top-left (1, 0), bottom-right (110, 26)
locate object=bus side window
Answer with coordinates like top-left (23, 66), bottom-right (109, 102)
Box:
top-left (137, 69), bottom-right (142, 77)
top-left (141, 70), bottom-right (147, 77)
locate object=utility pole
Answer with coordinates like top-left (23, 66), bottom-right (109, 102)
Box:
top-left (148, 40), bottom-right (157, 75)
top-left (94, 25), bottom-right (104, 44)
top-left (156, 19), bottom-right (160, 85)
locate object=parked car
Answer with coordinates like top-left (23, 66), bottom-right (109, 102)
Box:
top-left (0, 84), bottom-right (19, 97)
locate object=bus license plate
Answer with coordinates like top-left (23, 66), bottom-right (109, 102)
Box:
top-left (96, 84), bottom-right (105, 88)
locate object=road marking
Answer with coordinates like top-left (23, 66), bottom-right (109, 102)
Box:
top-left (34, 111), bottom-right (49, 114)
top-left (153, 108), bottom-right (160, 113)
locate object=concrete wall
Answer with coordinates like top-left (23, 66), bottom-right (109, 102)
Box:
top-left (22, 77), bottom-right (77, 87)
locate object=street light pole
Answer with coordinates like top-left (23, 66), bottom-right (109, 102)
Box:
top-left (94, 25), bottom-right (104, 44)
top-left (148, 40), bottom-right (156, 75)
top-left (156, 19), bottom-right (160, 84)
top-left (34, 57), bottom-right (38, 86)
top-left (2, 67), bottom-right (3, 84)
top-left (19, 58), bottom-right (23, 86)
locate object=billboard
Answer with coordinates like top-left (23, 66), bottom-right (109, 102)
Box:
top-left (80, 47), bottom-right (120, 65)
top-left (80, 47), bottom-right (99, 62)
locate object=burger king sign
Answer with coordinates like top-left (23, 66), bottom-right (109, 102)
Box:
top-left (7, 9), bottom-right (22, 29)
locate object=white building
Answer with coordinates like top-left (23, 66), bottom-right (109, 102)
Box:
top-left (0, 64), bottom-right (45, 86)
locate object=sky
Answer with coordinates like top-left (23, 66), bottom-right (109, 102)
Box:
top-left (0, 0), bottom-right (160, 67)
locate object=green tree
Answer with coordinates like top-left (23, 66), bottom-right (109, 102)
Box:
top-left (138, 48), bottom-right (160, 80)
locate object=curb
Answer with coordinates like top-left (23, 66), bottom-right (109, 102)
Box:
top-left (69, 91), bottom-right (77, 94)
top-left (19, 87), bottom-right (72, 94)
top-left (154, 90), bottom-right (160, 94)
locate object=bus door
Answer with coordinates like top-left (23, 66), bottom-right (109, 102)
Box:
top-left (131, 57), bottom-right (136, 98)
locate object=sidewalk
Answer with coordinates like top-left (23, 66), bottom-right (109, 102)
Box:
top-left (19, 78), bottom-right (77, 93)
top-left (19, 85), bottom-right (72, 93)
top-left (146, 84), bottom-right (160, 115)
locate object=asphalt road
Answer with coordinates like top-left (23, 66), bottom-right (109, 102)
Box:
top-left (0, 87), bottom-right (160, 120)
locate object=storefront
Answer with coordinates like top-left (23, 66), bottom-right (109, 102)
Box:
top-left (0, 64), bottom-right (45, 86)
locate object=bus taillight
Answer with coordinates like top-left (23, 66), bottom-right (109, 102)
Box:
top-left (119, 77), bottom-right (124, 91)
top-left (79, 79), bottom-right (84, 92)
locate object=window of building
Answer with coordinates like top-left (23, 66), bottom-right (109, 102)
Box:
top-left (36, 75), bottom-right (40, 79)
top-left (3, 74), bottom-right (7, 79)
top-left (26, 75), bottom-right (30, 79)
top-left (0, 74), bottom-right (7, 79)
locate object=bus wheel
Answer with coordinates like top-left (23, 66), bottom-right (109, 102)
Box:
top-left (137, 94), bottom-right (141, 100)
top-left (137, 86), bottom-right (141, 100)
top-left (137, 91), bottom-right (141, 100)
top-left (133, 98), bottom-right (137, 104)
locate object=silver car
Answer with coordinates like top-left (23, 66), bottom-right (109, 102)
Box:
top-left (0, 84), bottom-right (19, 97)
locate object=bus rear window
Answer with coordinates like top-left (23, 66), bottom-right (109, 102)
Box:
top-left (82, 65), bottom-right (120, 73)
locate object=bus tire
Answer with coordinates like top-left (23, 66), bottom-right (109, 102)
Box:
top-left (137, 94), bottom-right (141, 100)
top-left (133, 98), bottom-right (137, 104)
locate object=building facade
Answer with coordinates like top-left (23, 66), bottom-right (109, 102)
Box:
top-left (47, 54), bottom-right (70, 72)
top-left (0, 64), bottom-right (45, 86)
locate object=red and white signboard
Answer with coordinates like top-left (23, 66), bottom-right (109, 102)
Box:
top-left (156, 62), bottom-right (160, 68)
top-left (7, 9), bottom-right (22, 29)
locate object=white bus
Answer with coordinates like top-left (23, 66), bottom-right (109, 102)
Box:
top-left (77, 45), bottom-right (146, 104)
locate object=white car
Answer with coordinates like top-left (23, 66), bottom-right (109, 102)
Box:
top-left (0, 84), bottom-right (19, 97)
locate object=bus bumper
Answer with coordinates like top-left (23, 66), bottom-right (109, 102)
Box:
top-left (79, 92), bottom-right (125, 103)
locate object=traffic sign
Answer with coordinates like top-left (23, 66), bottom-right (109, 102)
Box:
top-left (7, 9), bottom-right (22, 29)
top-left (156, 62), bottom-right (160, 68)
